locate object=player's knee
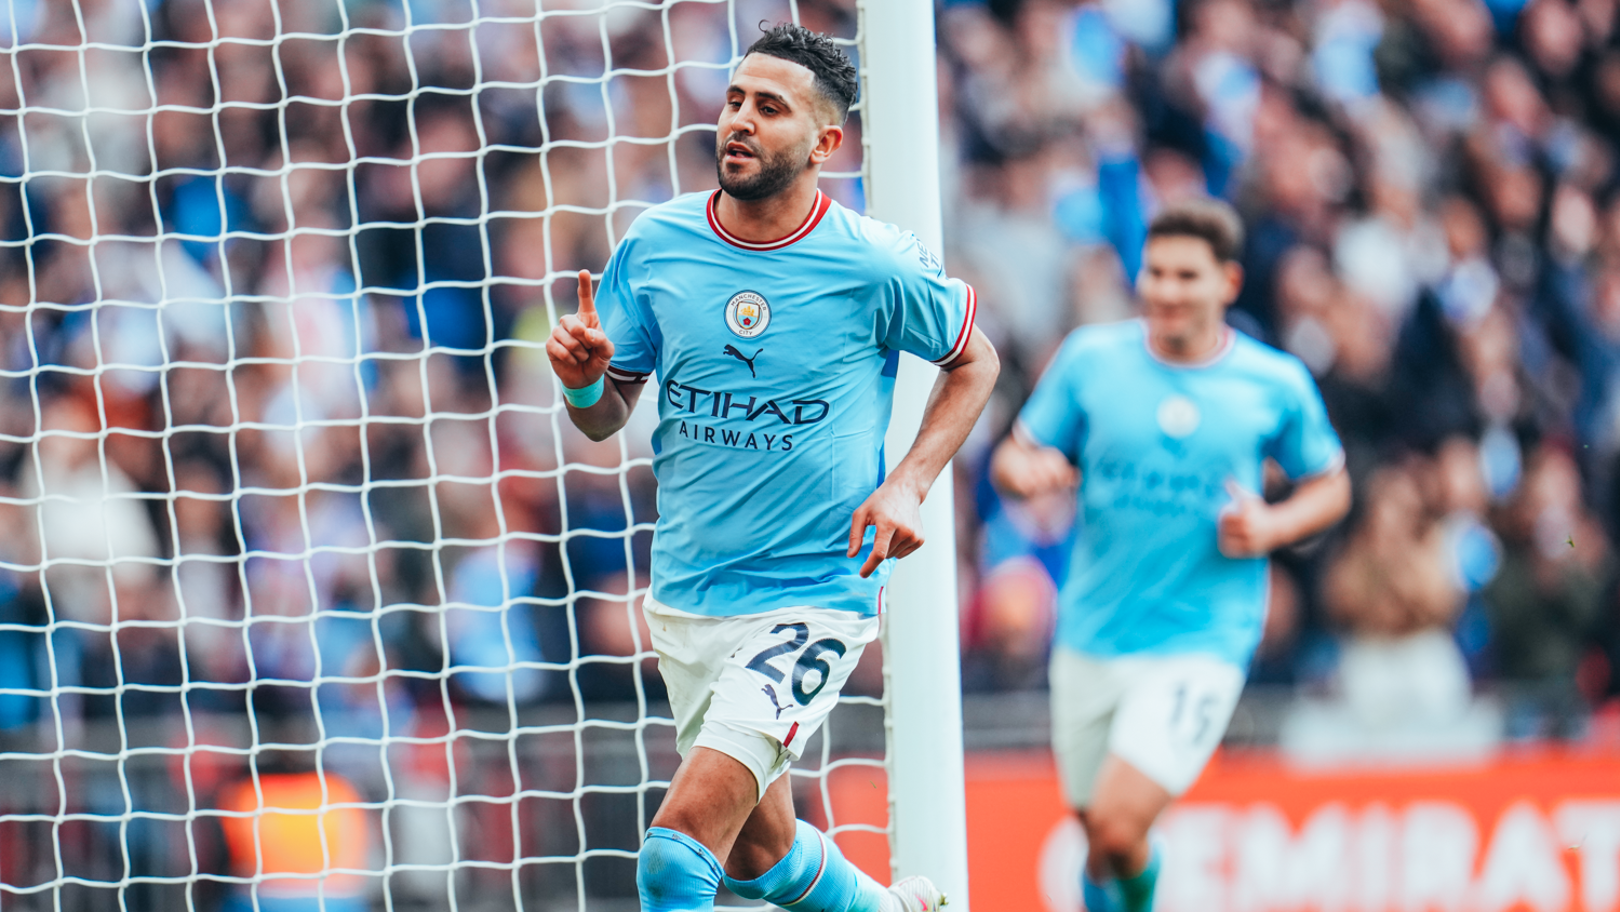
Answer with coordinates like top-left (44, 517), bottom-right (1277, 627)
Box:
top-left (637, 827), bottom-right (723, 909)
top-left (1083, 810), bottom-right (1147, 863)
top-left (725, 829), bottom-right (795, 883)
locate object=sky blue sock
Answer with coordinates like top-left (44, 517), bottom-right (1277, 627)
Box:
top-left (638, 826), bottom-right (723, 912)
top-left (1118, 839), bottom-right (1163, 912)
top-left (723, 819), bottom-right (888, 911)
top-left (1082, 867), bottom-right (1122, 912)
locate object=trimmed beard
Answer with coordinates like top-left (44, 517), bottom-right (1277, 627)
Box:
top-left (715, 135), bottom-right (806, 201)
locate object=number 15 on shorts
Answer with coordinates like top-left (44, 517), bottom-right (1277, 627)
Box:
top-left (1169, 682), bottom-right (1223, 750)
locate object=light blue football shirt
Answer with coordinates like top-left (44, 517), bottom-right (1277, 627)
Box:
top-left (597, 190), bottom-right (976, 618)
top-left (1018, 320), bottom-right (1342, 667)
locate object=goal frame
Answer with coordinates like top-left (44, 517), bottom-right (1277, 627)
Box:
top-left (0, 2), bottom-right (975, 907)
top-left (860, 1), bottom-right (975, 905)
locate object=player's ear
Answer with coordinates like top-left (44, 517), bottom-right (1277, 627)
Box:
top-left (1221, 260), bottom-right (1244, 303)
top-left (809, 122), bottom-right (843, 165)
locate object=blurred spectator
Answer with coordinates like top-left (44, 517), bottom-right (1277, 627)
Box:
top-left (216, 750), bottom-right (372, 912)
top-left (962, 556), bottom-right (1057, 692)
top-left (1322, 461), bottom-right (1472, 726)
top-left (170, 458), bottom-right (248, 702)
top-left (444, 541), bottom-right (546, 705)
top-left (931, 0), bottom-right (1620, 749)
top-left (1485, 444), bottom-right (1610, 735)
top-left (964, 480), bottom-right (1074, 692)
top-left (25, 395), bottom-right (161, 632)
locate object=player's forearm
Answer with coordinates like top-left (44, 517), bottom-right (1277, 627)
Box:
top-left (889, 329), bottom-right (998, 500)
top-left (1266, 466), bottom-right (1351, 548)
top-left (565, 379), bottom-right (642, 442)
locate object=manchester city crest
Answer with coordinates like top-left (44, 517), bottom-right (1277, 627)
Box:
top-left (1156, 394), bottom-right (1201, 438)
top-left (725, 291), bottom-right (770, 338)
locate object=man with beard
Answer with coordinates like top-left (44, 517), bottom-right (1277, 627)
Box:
top-left (546, 23), bottom-right (996, 912)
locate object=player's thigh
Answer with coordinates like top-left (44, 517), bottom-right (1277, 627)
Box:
top-left (1049, 647), bottom-right (1128, 809)
top-left (701, 607), bottom-right (879, 800)
top-left (650, 746), bottom-right (768, 862)
top-left (645, 605), bottom-right (729, 756)
top-left (1083, 753), bottom-right (1174, 857)
top-left (1106, 654), bottom-right (1246, 797)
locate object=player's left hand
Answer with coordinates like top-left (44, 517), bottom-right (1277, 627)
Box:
top-left (848, 479), bottom-right (925, 578)
top-left (1217, 479), bottom-right (1279, 558)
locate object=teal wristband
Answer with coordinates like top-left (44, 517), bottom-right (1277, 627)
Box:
top-left (562, 375), bottom-right (606, 408)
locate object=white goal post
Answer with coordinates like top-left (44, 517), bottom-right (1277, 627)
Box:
top-left (0, 0), bottom-right (973, 909)
top-left (860, 0), bottom-right (974, 905)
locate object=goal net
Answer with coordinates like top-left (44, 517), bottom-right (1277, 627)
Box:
top-left (0, 0), bottom-right (913, 909)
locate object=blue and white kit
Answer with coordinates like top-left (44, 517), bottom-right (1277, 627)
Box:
top-left (595, 188), bottom-right (976, 794)
top-left (598, 188), bottom-right (976, 619)
top-left (1018, 319), bottom-right (1343, 668)
top-left (1017, 319), bottom-right (1342, 801)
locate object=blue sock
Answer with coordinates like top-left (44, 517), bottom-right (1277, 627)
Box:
top-left (1118, 839), bottom-right (1163, 912)
top-left (1082, 867), bottom-right (1122, 912)
top-left (638, 826), bottom-right (723, 912)
top-left (723, 819), bottom-right (888, 911)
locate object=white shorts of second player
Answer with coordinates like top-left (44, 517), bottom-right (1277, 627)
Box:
top-left (1050, 646), bottom-right (1246, 807)
top-left (646, 596), bottom-right (879, 800)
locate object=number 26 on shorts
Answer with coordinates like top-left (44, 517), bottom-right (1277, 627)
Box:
top-left (745, 623), bottom-right (849, 706)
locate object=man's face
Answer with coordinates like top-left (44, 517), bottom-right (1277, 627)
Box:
top-left (716, 54), bottom-right (836, 201)
top-left (1138, 235), bottom-right (1242, 347)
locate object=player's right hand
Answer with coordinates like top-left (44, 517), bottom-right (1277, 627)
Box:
top-left (1217, 479), bottom-right (1278, 557)
top-left (990, 436), bottom-right (1079, 499)
top-left (547, 269), bottom-right (616, 393)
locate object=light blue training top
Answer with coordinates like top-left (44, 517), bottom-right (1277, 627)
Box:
top-left (598, 189), bottom-right (976, 617)
top-left (1017, 319), bottom-right (1342, 666)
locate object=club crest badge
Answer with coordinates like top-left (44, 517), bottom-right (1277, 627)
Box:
top-left (1156, 395), bottom-right (1201, 439)
top-left (725, 291), bottom-right (770, 338)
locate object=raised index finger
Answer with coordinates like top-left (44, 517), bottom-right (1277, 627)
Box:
top-left (576, 269), bottom-right (598, 326)
top-left (1224, 478), bottom-right (1256, 505)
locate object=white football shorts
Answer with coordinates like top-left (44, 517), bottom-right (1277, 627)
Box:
top-left (1049, 646), bottom-right (1246, 807)
top-left (646, 596), bottom-right (880, 801)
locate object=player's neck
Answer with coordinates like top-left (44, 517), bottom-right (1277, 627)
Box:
top-left (715, 181), bottom-right (822, 243)
top-left (1148, 322), bottom-right (1228, 364)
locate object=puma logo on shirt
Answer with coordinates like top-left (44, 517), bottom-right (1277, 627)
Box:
top-left (723, 344), bottom-right (763, 377)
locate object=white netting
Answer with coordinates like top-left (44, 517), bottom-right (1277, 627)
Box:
top-left (0, 0), bottom-right (884, 908)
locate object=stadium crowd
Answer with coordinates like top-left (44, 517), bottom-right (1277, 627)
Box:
top-left (0, 0), bottom-right (1615, 738)
top-left (0, 0), bottom-right (1613, 897)
top-left (942, 0), bottom-right (1620, 748)
top-left (0, 0), bottom-right (1612, 904)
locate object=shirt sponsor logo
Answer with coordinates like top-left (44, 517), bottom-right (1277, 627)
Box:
top-left (664, 381), bottom-right (828, 425)
top-left (1092, 458), bottom-right (1224, 515)
top-left (665, 381), bottom-right (827, 451)
top-left (678, 422), bottom-right (794, 450)
top-left (725, 290), bottom-right (770, 338)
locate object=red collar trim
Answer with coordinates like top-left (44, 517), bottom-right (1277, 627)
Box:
top-left (1142, 321), bottom-right (1236, 368)
top-left (706, 190), bottom-right (830, 251)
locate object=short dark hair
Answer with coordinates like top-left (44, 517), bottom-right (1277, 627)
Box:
top-left (1147, 198), bottom-right (1245, 263)
top-left (744, 23), bottom-right (858, 123)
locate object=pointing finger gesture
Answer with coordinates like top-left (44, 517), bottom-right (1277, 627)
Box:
top-left (1217, 478), bottom-right (1275, 558)
top-left (576, 268), bottom-right (600, 329)
top-left (547, 269), bottom-right (616, 392)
